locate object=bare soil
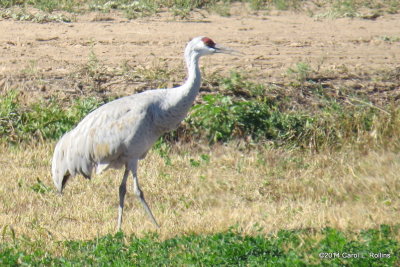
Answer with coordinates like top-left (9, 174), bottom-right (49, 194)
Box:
top-left (1, 8), bottom-right (399, 105)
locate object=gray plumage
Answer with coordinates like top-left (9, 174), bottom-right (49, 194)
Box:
top-left (52, 36), bottom-right (234, 230)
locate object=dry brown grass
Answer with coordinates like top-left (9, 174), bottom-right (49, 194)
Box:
top-left (1, 141), bottom-right (399, 251)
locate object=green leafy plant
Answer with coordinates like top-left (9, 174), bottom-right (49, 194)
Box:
top-left (154, 137), bottom-right (172, 165)
top-left (1, 226), bottom-right (399, 265)
top-left (30, 178), bottom-right (51, 194)
top-left (0, 91), bottom-right (104, 143)
top-left (185, 94), bottom-right (312, 144)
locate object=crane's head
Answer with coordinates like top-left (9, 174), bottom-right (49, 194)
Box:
top-left (185, 36), bottom-right (238, 58)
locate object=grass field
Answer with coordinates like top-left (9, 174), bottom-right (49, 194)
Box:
top-left (1, 0), bottom-right (400, 265)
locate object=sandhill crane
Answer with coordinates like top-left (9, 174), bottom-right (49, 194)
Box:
top-left (52, 36), bottom-right (236, 230)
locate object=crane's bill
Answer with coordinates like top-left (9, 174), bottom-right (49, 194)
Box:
top-left (214, 44), bottom-right (243, 55)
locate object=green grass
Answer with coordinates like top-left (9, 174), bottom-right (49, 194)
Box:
top-left (1, 225), bottom-right (399, 266)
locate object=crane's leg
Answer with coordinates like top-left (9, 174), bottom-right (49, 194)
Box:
top-left (117, 168), bottom-right (129, 231)
top-left (128, 159), bottom-right (160, 228)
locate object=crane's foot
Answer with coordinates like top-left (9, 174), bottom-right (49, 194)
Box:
top-left (137, 190), bottom-right (160, 228)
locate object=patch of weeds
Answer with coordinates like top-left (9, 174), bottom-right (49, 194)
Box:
top-left (189, 158), bottom-right (201, 167)
top-left (29, 0), bottom-right (80, 13)
top-left (184, 94), bottom-right (312, 144)
top-left (90, 0), bottom-right (217, 19)
top-left (380, 35), bottom-right (400, 42)
top-left (89, 0), bottom-right (120, 12)
top-left (189, 154), bottom-right (210, 167)
top-left (0, 90), bottom-right (104, 143)
top-left (30, 0), bottom-right (59, 12)
top-left (287, 62), bottom-right (313, 85)
top-left (22, 60), bottom-right (40, 77)
top-left (219, 71), bottom-right (266, 98)
top-left (154, 138), bottom-right (172, 166)
top-left (271, 0), bottom-right (302, 11)
top-left (0, 90), bottom-right (21, 143)
top-left (30, 178), bottom-right (51, 194)
top-left (0, 0), bottom-right (24, 8)
top-left (135, 58), bottom-right (175, 89)
top-left (310, 0), bottom-right (399, 19)
top-left (77, 46), bottom-right (111, 92)
top-left (86, 47), bottom-right (106, 78)
top-left (89, 0), bottom-right (158, 18)
top-left (184, 94), bottom-right (235, 143)
top-left (179, 86), bottom-right (400, 150)
top-left (208, 1), bottom-right (230, 17)
top-left (378, 67), bottom-right (400, 83)
top-left (171, 7), bottom-right (192, 19)
top-left (0, 7), bottom-right (72, 22)
top-left (387, 0), bottom-right (400, 14)
top-left (66, 97), bottom-right (106, 122)
top-left (248, 0), bottom-right (269, 11)
top-left (200, 153), bottom-right (210, 163)
top-left (168, 0), bottom-right (211, 12)
top-left (314, 0), bottom-right (363, 19)
top-left (333, 0), bottom-right (359, 18)
top-left (311, 99), bottom-right (393, 150)
top-left (123, 1), bottom-right (158, 19)
top-left (170, 0), bottom-right (199, 19)
top-left (2, 68), bottom-right (400, 151)
top-left (0, 0), bottom-right (81, 12)
top-left (20, 100), bottom-right (72, 141)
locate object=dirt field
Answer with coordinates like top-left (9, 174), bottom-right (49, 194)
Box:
top-left (1, 8), bottom-right (400, 242)
top-left (1, 8), bottom-right (399, 101)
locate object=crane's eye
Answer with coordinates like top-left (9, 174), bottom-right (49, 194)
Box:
top-left (201, 37), bottom-right (216, 48)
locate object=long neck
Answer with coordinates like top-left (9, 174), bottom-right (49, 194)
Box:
top-left (181, 52), bottom-right (201, 96)
top-left (156, 50), bottom-right (202, 131)
top-left (167, 51), bottom-right (202, 112)
top-left (179, 49), bottom-right (202, 106)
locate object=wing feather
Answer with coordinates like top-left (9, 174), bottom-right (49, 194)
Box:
top-left (52, 90), bottom-right (165, 191)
